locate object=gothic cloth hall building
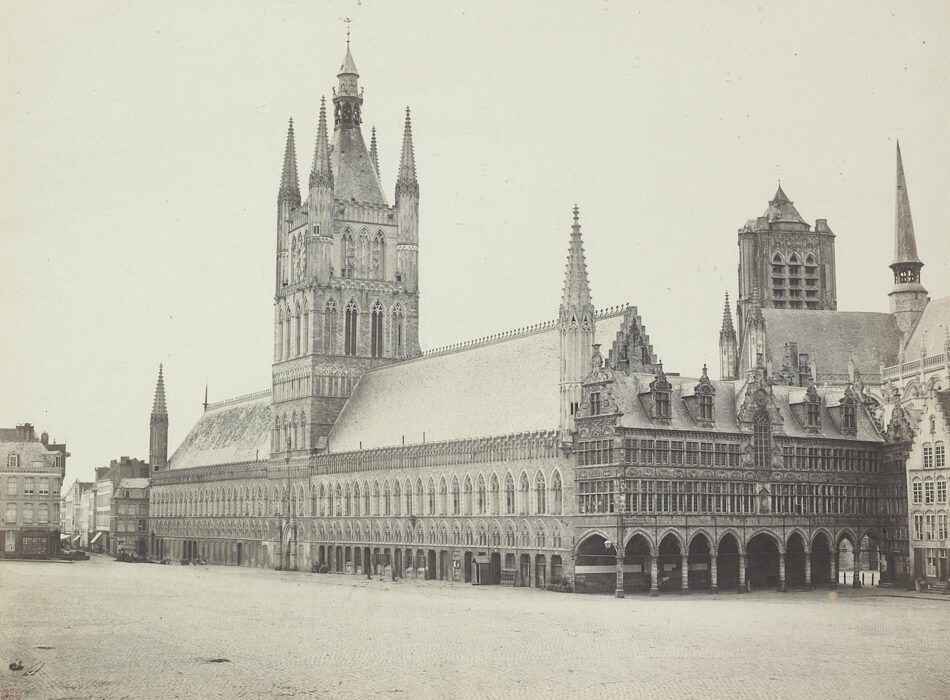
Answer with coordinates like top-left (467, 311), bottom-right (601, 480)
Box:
top-left (148, 43), bottom-right (928, 593)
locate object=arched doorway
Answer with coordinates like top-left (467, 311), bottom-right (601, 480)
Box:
top-left (746, 533), bottom-right (780, 590)
top-left (236, 542), bottom-right (243, 566)
top-left (519, 554), bottom-right (531, 587)
top-left (575, 533), bottom-right (613, 594)
top-left (535, 554), bottom-right (546, 588)
top-left (490, 552), bottom-right (501, 585)
top-left (657, 534), bottom-right (684, 592)
top-left (688, 535), bottom-right (712, 591)
top-left (836, 535), bottom-right (855, 587)
top-left (811, 532), bottom-right (832, 586)
top-left (717, 533), bottom-right (740, 591)
top-left (427, 550), bottom-right (436, 580)
top-left (785, 533), bottom-right (806, 588)
top-left (624, 534), bottom-right (652, 593)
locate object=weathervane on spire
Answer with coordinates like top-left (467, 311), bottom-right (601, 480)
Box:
top-left (344, 17), bottom-right (351, 45)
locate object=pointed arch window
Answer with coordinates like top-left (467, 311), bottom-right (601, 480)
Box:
top-left (371, 301), bottom-right (383, 358)
top-left (391, 304), bottom-right (405, 358)
top-left (476, 476), bottom-right (487, 515)
top-left (383, 481), bottom-right (392, 516)
top-left (357, 231), bottom-right (370, 276)
top-left (552, 471), bottom-right (563, 514)
top-left (489, 475), bottom-right (500, 515)
top-left (439, 478), bottom-right (447, 515)
top-left (519, 473), bottom-right (530, 515)
top-left (344, 300), bottom-right (358, 356)
top-left (323, 300), bottom-right (338, 355)
top-left (428, 478), bottom-right (437, 515)
top-left (393, 480), bottom-right (401, 516)
top-left (372, 231), bottom-right (385, 280)
top-left (505, 474), bottom-right (516, 515)
top-left (341, 230), bottom-right (355, 278)
top-left (451, 477), bottom-right (461, 515)
top-left (753, 410), bottom-right (771, 469)
top-left (535, 473), bottom-right (547, 514)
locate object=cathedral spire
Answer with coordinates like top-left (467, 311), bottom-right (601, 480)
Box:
top-left (561, 205), bottom-right (593, 312)
top-left (310, 96), bottom-right (333, 189)
top-left (395, 107), bottom-right (419, 198)
top-left (278, 118), bottom-right (300, 206)
top-left (369, 126), bottom-right (380, 176)
top-left (152, 364), bottom-right (167, 415)
top-left (892, 140), bottom-right (923, 269)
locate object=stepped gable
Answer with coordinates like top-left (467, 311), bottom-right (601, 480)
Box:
top-left (327, 309), bottom-right (627, 452)
top-left (760, 308), bottom-right (901, 378)
top-left (904, 295), bottom-right (950, 357)
top-left (168, 390), bottom-right (272, 470)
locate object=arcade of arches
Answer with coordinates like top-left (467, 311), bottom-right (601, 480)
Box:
top-left (573, 527), bottom-right (888, 594)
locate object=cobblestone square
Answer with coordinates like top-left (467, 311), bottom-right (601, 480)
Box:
top-left (1, 557), bottom-right (948, 699)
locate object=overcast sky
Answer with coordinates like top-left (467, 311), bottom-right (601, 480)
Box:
top-left (2, 1), bottom-right (948, 485)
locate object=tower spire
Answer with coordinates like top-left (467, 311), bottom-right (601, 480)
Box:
top-left (152, 364), bottom-right (167, 415)
top-left (149, 364), bottom-right (168, 472)
top-left (278, 118), bottom-right (300, 206)
top-left (720, 292), bottom-right (736, 338)
top-left (369, 126), bottom-right (380, 176)
top-left (396, 107), bottom-right (419, 198)
top-left (561, 205), bottom-right (592, 311)
top-left (310, 97), bottom-right (333, 189)
top-left (892, 140), bottom-right (923, 269)
top-left (889, 141), bottom-right (928, 340)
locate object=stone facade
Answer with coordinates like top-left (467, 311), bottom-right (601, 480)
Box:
top-left (0, 424), bottom-right (66, 559)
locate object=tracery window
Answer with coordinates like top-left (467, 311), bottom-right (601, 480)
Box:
top-left (451, 477), bottom-right (461, 515)
top-left (552, 471), bottom-right (563, 514)
top-left (370, 301), bottom-right (383, 358)
top-left (344, 300), bottom-right (358, 356)
top-left (341, 230), bottom-right (355, 278)
top-left (323, 300), bottom-right (337, 354)
top-left (391, 304), bottom-right (405, 358)
top-left (357, 231), bottom-right (370, 276)
top-left (372, 231), bottom-right (385, 279)
top-left (535, 473), bottom-right (547, 514)
top-left (520, 473), bottom-right (530, 515)
top-left (753, 410), bottom-right (771, 469)
top-left (476, 477), bottom-right (486, 515)
top-left (490, 475), bottom-right (499, 515)
top-left (505, 474), bottom-right (515, 515)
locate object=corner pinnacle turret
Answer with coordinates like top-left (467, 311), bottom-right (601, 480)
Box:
top-left (560, 205), bottom-right (592, 313)
top-left (152, 363), bottom-right (167, 415)
top-left (278, 119), bottom-right (300, 206)
top-left (369, 126), bottom-right (380, 176)
top-left (395, 107), bottom-right (419, 198)
top-left (720, 292), bottom-right (736, 338)
top-left (310, 97), bottom-right (333, 189)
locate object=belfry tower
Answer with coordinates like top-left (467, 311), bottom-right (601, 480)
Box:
top-left (889, 142), bottom-right (928, 340)
top-left (271, 42), bottom-right (421, 457)
top-left (149, 364), bottom-right (168, 472)
top-left (559, 206), bottom-right (595, 438)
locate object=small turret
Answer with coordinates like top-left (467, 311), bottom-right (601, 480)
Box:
top-left (719, 292), bottom-right (738, 380)
top-left (889, 141), bottom-right (928, 340)
top-left (559, 205), bottom-right (596, 437)
top-left (369, 126), bottom-right (380, 177)
top-left (149, 364), bottom-right (168, 472)
top-left (308, 97), bottom-right (334, 285)
top-left (275, 119), bottom-right (300, 292)
top-left (396, 107), bottom-right (420, 293)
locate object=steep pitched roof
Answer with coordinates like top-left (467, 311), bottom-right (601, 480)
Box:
top-left (904, 295), bottom-right (950, 357)
top-left (328, 311), bottom-right (626, 452)
top-left (760, 309), bottom-right (901, 378)
top-left (763, 184), bottom-right (808, 226)
top-left (168, 391), bottom-right (272, 470)
top-left (611, 373), bottom-right (881, 441)
top-left (331, 126), bottom-right (387, 205)
top-left (116, 477), bottom-right (150, 490)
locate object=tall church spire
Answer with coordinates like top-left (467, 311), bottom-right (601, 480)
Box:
top-left (561, 205), bottom-right (592, 312)
top-left (149, 364), bottom-right (168, 472)
top-left (395, 107), bottom-right (419, 198)
top-left (889, 141), bottom-right (928, 340)
top-left (892, 141), bottom-right (923, 269)
top-left (310, 97), bottom-right (333, 189)
top-left (278, 118), bottom-right (300, 206)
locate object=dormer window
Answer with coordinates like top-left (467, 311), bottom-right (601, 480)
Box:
top-left (699, 392), bottom-right (713, 421)
top-left (655, 390), bottom-right (671, 420)
top-left (806, 402), bottom-right (820, 428)
top-left (590, 392), bottom-right (602, 415)
top-left (843, 404), bottom-right (856, 431)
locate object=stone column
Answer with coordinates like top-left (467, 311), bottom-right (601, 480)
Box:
top-left (830, 550), bottom-right (838, 589)
top-left (681, 555), bottom-right (689, 594)
top-left (650, 556), bottom-right (659, 596)
top-left (738, 553), bottom-right (747, 593)
top-left (779, 551), bottom-right (787, 592)
top-left (615, 549), bottom-right (625, 598)
top-left (852, 541), bottom-right (861, 588)
top-left (710, 553), bottom-right (719, 593)
top-left (804, 551), bottom-right (812, 589)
